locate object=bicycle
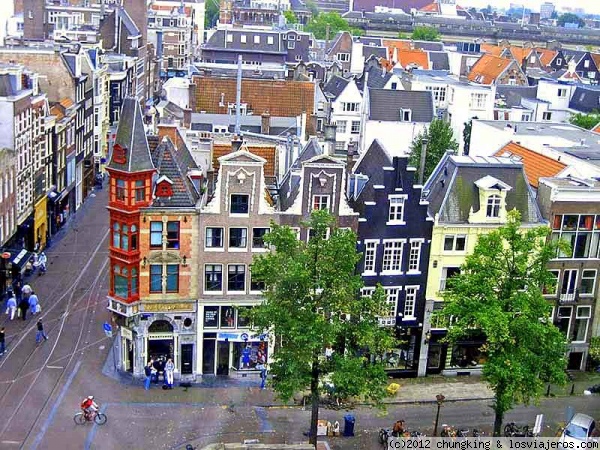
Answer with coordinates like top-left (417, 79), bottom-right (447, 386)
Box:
top-left (504, 422), bottom-right (533, 437)
top-left (73, 409), bottom-right (107, 425)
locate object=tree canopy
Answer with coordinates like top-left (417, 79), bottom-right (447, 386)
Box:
top-left (283, 10), bottom-right (298, 24)
top-left (569, 111), bottom-right (600, 130)
top-left (411, 26), bottom-right (441, 41)
top-left (305, 12), bottom-right (362, 39)
top-left (442, 210), bottom-right (567, 436)
top-left (408, 119), bottom-right (458, 182)
top-left (250, 210), bottom-right (396, 445)
top-left (558, 12), bottom-right (584, 28)
top-left (205, 0), bottom-right (219, 29)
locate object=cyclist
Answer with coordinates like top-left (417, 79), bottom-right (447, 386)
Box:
top-left (81, 396), bottom-right (98, 419)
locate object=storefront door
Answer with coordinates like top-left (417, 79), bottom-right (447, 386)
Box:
top-left (216, 341), bottom-right (229, 376)
top-left (181, 344), bottom-right (193, 375)
top-left (202, 338), bottom-right (215, 374)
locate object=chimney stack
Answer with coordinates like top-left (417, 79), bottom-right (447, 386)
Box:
top-left (231, 135), bottom-right (243, 153)
top-left (261, 112), bottom-right (271, 135)
top-left (346, 141), bottom-right (357, 174)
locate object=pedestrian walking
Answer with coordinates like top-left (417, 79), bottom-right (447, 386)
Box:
top-left (144, 361), bottom-right (153, 390)
top-left (260, 363), bottom-right (268, 390)
top-left (18, 298), bottom-right (29, 321)
top-left (165, 358), bottom-right (174, 389)
top-left (0, 327), bottom-right (5, 355)
top-left (35, 319), bottom-right (48, 343)
top-left (22, 284), bottom-right (32, 298)
top-left (28, 292), bottom-right (38, 315)
top-left (13, 280), bottom-right (22, 302)
top-left (38, 252), bottom-right (47, 274)
top-left (5, 294), bottom-right (17, 320)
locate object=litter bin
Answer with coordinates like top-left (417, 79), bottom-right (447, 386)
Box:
top-left (343, 414), bottom-right (355, 437)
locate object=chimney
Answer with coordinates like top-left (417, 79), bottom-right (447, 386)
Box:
top-left (261, 112), bottom-right (271, 135)
top-left (346, 140), bottom-right (357, 174)
top-left (157, 122), bottom-right (180, 146)
top-left (231, 135), bottom-right (243, 153)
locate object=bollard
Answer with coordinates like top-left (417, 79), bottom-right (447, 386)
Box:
top-left (570, 384), bottom-right (575, 396)
top-left (546, 384), bottom-right (551, 397)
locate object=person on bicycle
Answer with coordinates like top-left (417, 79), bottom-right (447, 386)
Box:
top-left (81, 396), bottom-right (98, 419)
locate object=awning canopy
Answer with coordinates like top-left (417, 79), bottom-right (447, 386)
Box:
top-left (3, 248), bottom-right (34, 269)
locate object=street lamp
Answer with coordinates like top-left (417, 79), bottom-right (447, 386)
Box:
top-left (1, 252), bottom-right (11, 297)
top-left (433, 394), bottom-right (445, 437)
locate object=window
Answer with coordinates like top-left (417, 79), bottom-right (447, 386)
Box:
top-left (470, 93), bottom-right (487, 110)
top-left (404, 287), bottom-right (417, 318)
top-left (407, 240), bottom-right (422, 272)
top-left (351, 121), bottom-right (360, 134)
top-left (113, 265), bottom-right (128, 298)
top-left (584, 59), bottom-right (590, 68)
top-left (166, 221), bottom-right (180, 249)
top-left (551, 214), bottom-right (600, 259)
top-left (250, 270), bottom-right (265, 292)
top-left (206, 227), bottom-right (223, 248)
top-left (312, 195), bottom-right (330, 211)
top-left (342, 102), bottom-right (360, 112)
top-left (380, 287), bottom-right (399, 326)
top-left (205, 264), bottom-right (222, 291)
top-left (556, 306), bottom-right (572, 336)
top-left (336, 121), bottom-right (347, 134)
top-left (228, 264), bottom-right (246, 292)
top-left (115, 179), bottom-right (126, 201)
top-left (150, 222), bottom-right (163, 248)
top-left (267, 36), bottom-right (274, 45)
top-left (443, 235), bottom-right (466, 252)
top-left (229, 228), bottom-right (248, 249)
top-left (486, 195), bottom-right (501, 218)
top-left (230, 194), bottom-right (249, 214)
top-left (557, 88), bottom-right (567, 98)
top-left (150, 264), bottom-right (162, 293)
top-left (131, 267), bottom-right (138, 295)
top-left (529, 56), bottom-right (536, 63)
top-left (588, 71), bottom-right (596, 79)
top-left (573, 306), bottom-right (591, 342)
top-left (440, 267), bottom-right (460, 291)
top-left (254, 35), bottom-right (260, 44)
top-left (388, 195), bottom-right (406, 224)
top-left (134, 180), bottom-right (145, 202)
top-left (542, 112), bottom-right (552, 121)
top-left (561, 269), bottom-right (578, 302)
top-left (543, 270), bottom-right (559, 295)
top-left (556, 58), bottom-right (562, 65)
top-left (401, 109), bottom-right (411, 121)
top-left (521, 114), bottom-right (531, 121)
top-left (381, 240), bottom-right (404, 274)
top-left (288, 41), bottom-right (295, 49)
top-left (391, 82), bottom-right (398, 90)
top-left (580, 269), bottom-right (596, 296)
top-left (241, 34), bottom-right (247, 43)
top-left (363, 240), bottom-right (378, 275)
top-left (166, 264), bottom-right (179, 292)
top-left (252, 228), bottom-right (269, 248)
top-left (336, 53), bottom-right (349, 62)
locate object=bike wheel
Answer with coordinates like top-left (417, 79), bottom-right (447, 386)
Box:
top-left (73, 413), bottom-right (86, 425)
top-left (503, 425), bottom-right (512, 437)
top-left (378, 430), bottom-right (385, 445)
top-left (94, 413), bottom-right (107, 425)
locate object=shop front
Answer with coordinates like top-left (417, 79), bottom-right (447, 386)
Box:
top-left (33, 196), bottom-right (48, 251)
top-left (200, 305), bottom-right (271, 376)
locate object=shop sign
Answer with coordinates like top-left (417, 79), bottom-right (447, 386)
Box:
top-left (121, 327), bottom-right (133, 340)
top-left (142, 302), bottom-right (194, 312)
top-left (217, 332), bottom-right (268, 342)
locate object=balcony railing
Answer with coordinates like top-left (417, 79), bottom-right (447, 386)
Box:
top-left (559, 290), bottom-right (578, 304)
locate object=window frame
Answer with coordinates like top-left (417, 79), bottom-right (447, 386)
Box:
top-left (115, 179), bottom-right (126, 202)
top-left (572, 306), bottom-right (591, 343)
top-left (486, 194), bottom-right (501, 218)
top-left (252, 227), bottom-right (270, 250)
top-left (381, 239), bottom-right (405, 275)
top-left (149, 264), bottom-right (163, 293)
top-left (387, 194), bottom-right (407, 225)
top-left (403, 286), bottom-right (418, 319)
top-left (443, 234), bottom-right (467, 252)
top-left (150, 221), bottom-right (163, 248)
top-left (229, 227), bottom-right (248, 250)
top-left (205, 227), bottom-right (224, 250)
top-left (166, 264), bottom-right (179, 293)
top-left (380, 287), bottom-right (400, 327)
top-left (204, 264), bottom-right (223, 293)
top-left (312, 195), bottom-right (330, 212)
top-left (134, 179), bottom-right (145, 203)
top-left (350, 120), bottom-right (360, 134)
top-left (543, 269), bottom-right (560, 296)
top-left (230, 194), bottom-right (249, 215)
top-left (580, 269), bottom-right (597, 296)
top-left (227, 264), bottom-right (246, 293)
top-left (407, 239), bottom-right (423, 273)
top-left (362, 239), bottom-right (379, 275)
top-left (166, 221), bottom-right (180, 249)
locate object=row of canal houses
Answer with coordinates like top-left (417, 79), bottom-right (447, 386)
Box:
top-left (106, 97), bottom-right (600, 381)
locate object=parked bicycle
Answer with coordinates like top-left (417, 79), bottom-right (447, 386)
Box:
top-left (504, 422), bottom-right (533, 437)
top-left (73, 409), bottom-right (107, 425)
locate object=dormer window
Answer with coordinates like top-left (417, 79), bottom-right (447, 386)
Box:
top-left (155, 178), bottom-right (173, 198)
top-left (486, 194), bottom-right (501, 218)
top-left (400, 109), bottom-right (411, 122)
top-left (112, 143), bottom-right (126, 164)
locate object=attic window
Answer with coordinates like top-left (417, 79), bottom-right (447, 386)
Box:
top-left (156, 181), bottom-right (173, 198)
top-left (486, 195), bottom-right (501, 218)
top-left (401, 109), bottom-right (412, 122)
top-left (113, 143), bottom-right (127, 164)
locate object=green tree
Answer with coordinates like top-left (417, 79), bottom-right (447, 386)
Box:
top-left (305, 0), bottom-right (319, 18)
top-left (409, 119), bottom-right (458, 182)
top-left (205, 0), bottom-right (219, 28)
top-left (442, 210), bottom-right (568, 436)
top-left (557, 12), bottom-right (584, 28)
top-left (569, 111), bottom-right (600, 130)
top-left (250, 210), bottom-right (396, 446)
top-left (398, 32), bottom-right (410, 39)
top-left (283, 10), bottom-right (298, 24)
top-left (589, 336), bottom-right (600, 366)
top-left (411, 26), bottom-right (441, 42)
top-left (305, 12), bottom-right (353, 39)
top-left (462, 117), bottom-right (477, 155)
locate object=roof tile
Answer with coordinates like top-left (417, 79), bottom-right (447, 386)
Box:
top-left (468, 54), bottom-right (513, 84)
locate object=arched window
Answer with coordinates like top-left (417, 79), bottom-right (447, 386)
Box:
top-left (486, 195), bottom-right (501, 218)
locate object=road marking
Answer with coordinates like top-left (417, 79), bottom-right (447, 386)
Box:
top-left (45, 366), bottom-right (64, 369)
top-left (84, 403), bottom-right (108, 450)
top-left (1, 440), bottom-right (20, 445)
top-left (254, 407), bottom-right (275, 433)
top-left (29, 360), bottom-right (82, 450)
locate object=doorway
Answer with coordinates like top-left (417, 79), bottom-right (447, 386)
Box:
top-left (148, 339), bottom-right (173, 361)
top-left (181, 344), bottom-right (193, 375)
top-left (568, 352), bottom-right (583, 370)
top-left (216, 341), bottom-right (230, 376)
top-left (202, 338), bottom-right (215, 374)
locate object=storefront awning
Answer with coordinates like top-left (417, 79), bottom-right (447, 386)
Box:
top-left (4, 248), bottom-right (34, 269)
top-left (217, 332), bottom-right (268, 342)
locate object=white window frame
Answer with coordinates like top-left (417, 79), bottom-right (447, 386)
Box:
top-left (350, 120), bottom-right (360, 134)
top-left (380, 287), bottom-right (401, 327)
top-left (227, 264), bottom-right (246, 294)
top-left (403, 286), bottom-right (418, 319)
top-left (557, 88), bottom-right (567, 98)
top-left (228, 227), bottom-right (248, 252)
top-left (470, 93), bottom-right (487, 110)
top-left (580, 269), bottom-right (596, 296)
top-left (267, 36), bottom-right (274, 45)
top-left (254, 35), bottom-right (260, 44)
top-left (542, 111), bottom-right (552, 121)
top-left (204, 263), bottom-right (224, 295)
top-left (381, 239), bottom-right (405, 275)
top-left (557, 306), bottom-right (572, 337)
top-left (387, 194), bottom-right (407, 225)
top-left (543, 269), bottom-right (560, 296)
top-left (290, 227), bottom-right (301, 240)
top-left (362, 239), bottom-right (379, 276)
top-left (312, 195), bottom-right (330, 211)
top-left (407, 239), bottom-right (423, 274)
top-left (241, 34), bottom-right (247, 43)
top-left (336, 53), bottom-right (349, 62)
top-left (561, 269), bottom-right (578, 302)
top-left (336, 121), bottom-right (347, 134)
top-left (443, 234), bottom-right (466, 252)
top-left (584, 59), bottom-right (590, 68)
top-left (440, 266), bottom-right (460, 291)
top-left (486, 194), bottom-right (501, 218)
top-left (573, 306), bottom-right (591, 343)
top-left (205, 227), bottom-right (225, 251)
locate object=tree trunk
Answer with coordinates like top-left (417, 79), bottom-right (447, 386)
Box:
top-left (493, 408), bottom-right (504, 437)
top-left (309, 351), bottom-right (320, 447)
top-left (493, 388), bottom-right (505, 437)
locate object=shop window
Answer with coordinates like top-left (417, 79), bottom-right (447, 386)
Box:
top-left (150, 222), bottom-right (163, 248)
top-left (234, 341), bottom-right (267, 370)
top-left (252, 228), bottom-right (269, 248)
top-left (134, 180), bottom-right (146, 202)
top-left (220, 306), bottom-right (235, 328)
top-left (206, 227), bottom-right (223, 248)
top-left (150, 264), bottom-right (162, 293)
top-left (166, 221), bottom-right (180, 249)
top-left (228, 264), bottom-right (245, 292)
top-left (230, 194), bottom-right (249, 214)
top-left (166, 264), bottom-right (179, 292)
top-left (450, 341), bottom-right (485, 368)
top-left (203, 306), bottom-right (219, 328)
top-left (205, 264), bottom-right (222, 291)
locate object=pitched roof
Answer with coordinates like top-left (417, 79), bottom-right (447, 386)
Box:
top-left (535, 48), bottom-right (558, 66)
top-left (396, 49), bottom-right (430, 69)
top-left (107, 97), bottom-right (155, 173)
top-left (278, 138), bottom-right (323, 211)
top-left (496, 85), bottom-right (538, 107)
top-left (383, 39), bottom-right (412, 60)
top-left (192, 75), bottom-right (315, 118)
top-left (569, 86), bottom-right (600, 113)
top-left (322, 75), bottom-right (350, 99)
top-left (368, 89), bottom-right (434, 122)
top-left (59, 97), bottom-right (74, 108)
top-left (428, 51), bottom-right (449, 70)
top-left (508, 46), bottom-right (530, 63)
top-left (481, 43), bottom-right (503, 57)
top-left (592, 53), bottom-right (600, 71)
top-left (352, 140), bottom-right (392, 202)
top-left (359, 64), bottom-right (393, 90)
top-left (423, 154), bottom-right (543, 224)
top-left (593, 122), bottom-right (600, 134)
top-left (150, 136), bottom-right (200, 208)
top-left (353, 0), bottom-right (431, 13)
top-left (468, 54), bottom-right (513, 84)
top-left (493, 142), bottom-right (567, 188)
top-left (419, 2), bottom-right (439, 12)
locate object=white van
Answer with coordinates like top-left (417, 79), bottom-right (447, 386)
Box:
top-left (560, 413), bottom-right (597, 446)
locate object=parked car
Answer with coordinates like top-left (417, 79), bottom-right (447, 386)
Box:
top-left (560, 413), bottom-right (597, 446)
